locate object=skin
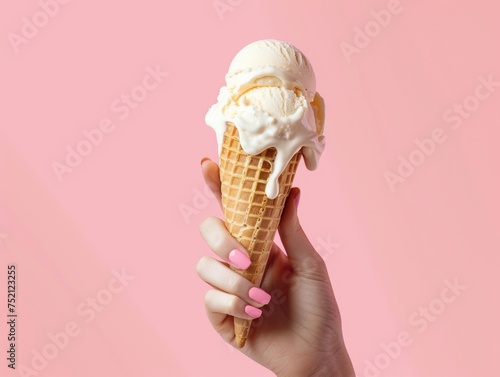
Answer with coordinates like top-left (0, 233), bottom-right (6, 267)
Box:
top-left (197, 158), bottom-right (356, 377)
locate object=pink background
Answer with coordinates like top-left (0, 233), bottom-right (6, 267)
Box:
top-left (1, 0), bottom-right (499, 376)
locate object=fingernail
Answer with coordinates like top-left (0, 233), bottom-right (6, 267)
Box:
top-left (295, 192), bottom-right (301, 208)
top-left (229, 249), bottom-right (251, 269)
top-left (200, 157), bottom-right (210, 166)
top-left (245, 305), bottom-right (262, 319)
top-left (249, 287), bottom-right (271, 305)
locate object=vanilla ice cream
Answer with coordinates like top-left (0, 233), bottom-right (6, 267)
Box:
top-left (205, 39), bottom-right (325, 199)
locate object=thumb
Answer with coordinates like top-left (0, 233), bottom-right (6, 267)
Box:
top-left (278, 188), bottom-right (326, 275)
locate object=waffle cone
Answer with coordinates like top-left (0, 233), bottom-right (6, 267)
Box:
top-left (219, 122), bottom-right (301, 348)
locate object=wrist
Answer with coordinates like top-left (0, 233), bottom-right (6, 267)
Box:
top-left (276, 345), bottom-right (355, 377)
top-left (310, 345), bottom-right (355, 377)
top-left (313, 354), bottom-right (355, 377)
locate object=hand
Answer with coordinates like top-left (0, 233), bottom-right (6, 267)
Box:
top-left (196, 158), bottom-right (355, 377)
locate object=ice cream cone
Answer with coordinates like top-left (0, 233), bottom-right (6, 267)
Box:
top-left (219, 122), bottom-right (301, 348)
top-left (206, 39), bottom-right (326, 348)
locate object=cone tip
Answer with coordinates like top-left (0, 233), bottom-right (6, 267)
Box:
top-left (235, 336), bottom-right (246, 348)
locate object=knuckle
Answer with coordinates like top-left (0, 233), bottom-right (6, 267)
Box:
top-left (196, 256), bottom-right (211, 277)
top-left (199, 217), bottom-right (214, 234)
top-left (205, 216), bottom-right (220, 227)
top-left (299, 256), bottom-right (328, 281)
top-left (225, 273), bottom-right (243, 293)
top-left (227, 295), bottom-right (241, 315)
top-left (281, 218), bottom-right (303, 239)
top-left (204, 290), bottom-right (215, 306)
top-left (210, 234), bottom-right (226, 253)
top-left (200, 217), bottom-right (229, 252)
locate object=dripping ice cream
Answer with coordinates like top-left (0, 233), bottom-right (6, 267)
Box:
top-left (205, 39), bottom-right (325, 199)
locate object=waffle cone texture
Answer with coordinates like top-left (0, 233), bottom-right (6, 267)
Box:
top-left (219, 122), bottom-right (301, 348)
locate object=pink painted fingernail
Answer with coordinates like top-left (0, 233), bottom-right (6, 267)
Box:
top-left (245, 305), bottom-right (262, 319)
top-left (229, 249), bottom-right (251, 269)
top-left (249, 287), bottom-right (271, 305)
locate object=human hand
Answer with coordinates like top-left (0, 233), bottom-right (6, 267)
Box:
top-left (196, 158), bottom-right (355, 377)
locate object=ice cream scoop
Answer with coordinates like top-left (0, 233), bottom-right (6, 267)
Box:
top-left (206, 39), bottom-right (325, 199)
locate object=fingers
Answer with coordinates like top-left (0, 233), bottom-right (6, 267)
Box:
top-left (197, 256), bottom-right (268, 336)
top-left (201, 158), bottom-right (222, 208)
top-left (197, 256), bottom-right (271, 308)
top-left (199, 216), bottom-right (252, 269)
top-left (204, 290), bottom-right (262, 330)
top-left (278, 188), bottom-right (327, 278)
top-left (202, 291), bottom-right (229, 337)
